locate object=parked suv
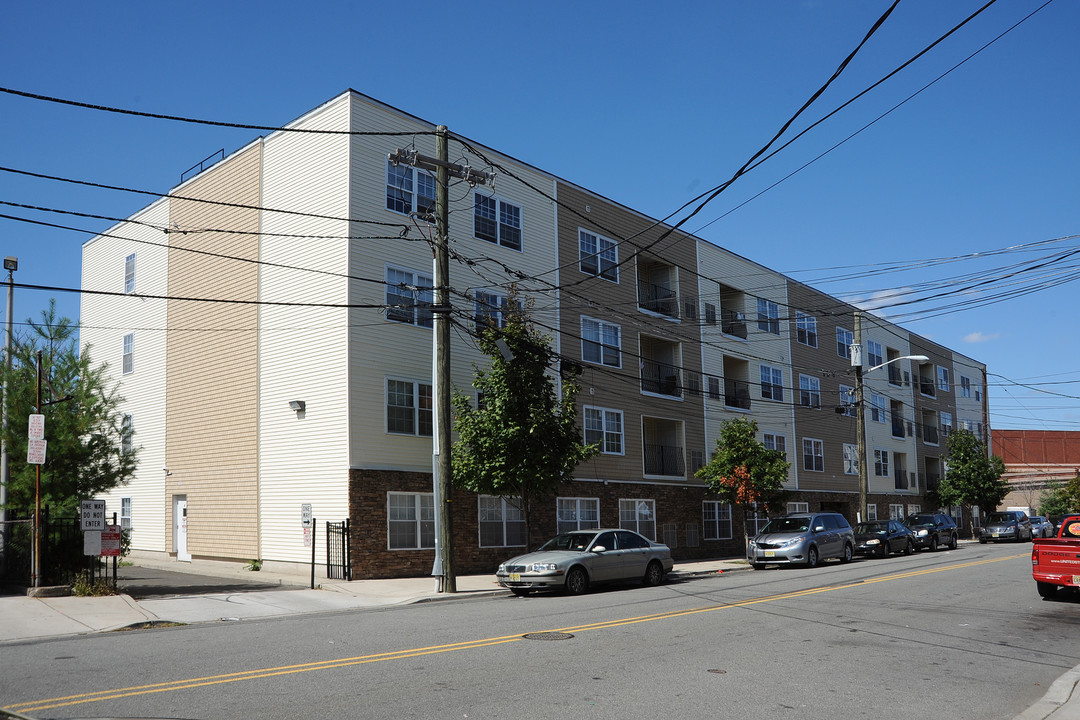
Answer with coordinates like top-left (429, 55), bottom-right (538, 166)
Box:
top-left (903, 513), bottom-right (959, 551)
top-left (747, 512), bottom-right (855, 569)
top-left (979, 511), bottom-right (1033, 543)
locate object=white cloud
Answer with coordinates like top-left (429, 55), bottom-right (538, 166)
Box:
top-left (964, 331), bottom-right (1000, 343)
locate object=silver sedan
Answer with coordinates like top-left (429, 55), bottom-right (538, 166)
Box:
top-left (496, 528), bottom-right (674, 595)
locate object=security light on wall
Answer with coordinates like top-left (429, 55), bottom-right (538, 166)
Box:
top-left (289, 400), bottom-right (306, 412)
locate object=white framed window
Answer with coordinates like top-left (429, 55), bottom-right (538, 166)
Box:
top-left (843, 443), bottom-right (859, 475)
top-left (866, 504), bottom-right (878, 521)
top-left (707, 376), bottom-right (721, 401)
top-left (972, 505), bottom-right (982, 528)
top-left (907, 504), bottom-right (921, 516)
top-left (386, 379), bottom-right (433, 437)
top-left (474, 289), bottom-right (513, 329)
top-left (579, 228), bottom-right (618, 282)
top-left (557, 497), bottom-right (599, 534)
top-left (474, 192), bottom-right (522, 250)
top-left (937, 366), bottom-right (951, 392)
top-left (704, 303), bottom-right (717, 325)
top-left (960, 376), bottom-right (972, 398)
top-left (940, 411), bottom-right (953, 438)
top-left (385, 266), bottom-right (433, 328)
top-left (795, 311), bottom-right (817, 347)
top-left (388, 492), bottom-right (435, 549)
top-left (837, 327), bottom-right (853, 359)
top-left (581, 316), bottom-right (621, 367)
top-left (386, 160), bottom-right (436, 216)
top-left (763, 432), bottom-right (786, 457)
top-left (702, 501), bottom-right (733, 540)
top-left (121, 414), bottom-right (134, 455)
top-left (787, 502), bottom-right (809, 514)
top-left (802, 438), bottom-right (824, 472)
top-left (760, 364), bottom-right (784, 401)
top-left (584, 406), bottom-right (624, 455)
top-left (478, 496), bottom-right (525, 548)
top-left (889, 504), bottom-right (905, 520)
top-left (122, 333), bottom-right (134, 375)
top-left (757, 298), bottom-right (779, 334)
top-left (867, 340), bottom-right (883, 368)
top-left (870, 392), bottom-right (888, 423)
top-left (120, 497), bottom-right (132, 533)
top-left (839, 385), bottom-right (855, 417)
top-left (620, 499), bottom-right (656, 540)
top-left (747, 504), bottom-right (769, 536)
top-left (799, 375), bottom-right (821, 409)
top-left (124, 253), bottom-right (136, 294)
top-left (874, 449), bottom-right (890, 477)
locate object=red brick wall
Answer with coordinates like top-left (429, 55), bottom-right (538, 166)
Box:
top-left (994, 430), bottom-right (1080, 465)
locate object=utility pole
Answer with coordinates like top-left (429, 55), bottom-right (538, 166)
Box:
top-left (0, 256), bottom-right (15, 575)
top-left (853, 311), bottom-right (867, 525)
top-left (389, 130), bottom-right (491, 594)
top-left (32, 349), bottom-right (41, 587)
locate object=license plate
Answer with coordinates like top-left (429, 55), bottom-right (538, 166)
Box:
top-left (509, 573), bottom-right (521, 582)
top-left (764, 551), bottom-right (776, 558)
top-left (1073, 576), bottom-right (1080, 586)
top-left (992, 532), bottom-right (1000, 538)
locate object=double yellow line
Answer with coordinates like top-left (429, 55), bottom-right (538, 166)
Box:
top-left (6, 553), bottom-right (1023, 714)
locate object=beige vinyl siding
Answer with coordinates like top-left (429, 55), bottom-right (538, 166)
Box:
top-left (81, 201), bottom-right (170, 552)
top-left (165, 143), bottom-right (262, 561)
top-left (258, 94), bottom-right (352, 563)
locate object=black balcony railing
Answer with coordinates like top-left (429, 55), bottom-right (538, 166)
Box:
top-left (923, 424), bottom-right (939, 445)
top-left (644, 443), bottom-right (685, 476)
top-left (641, 359), bottom-right (682, 397)
top-left (888, 365), bottom-right (902, 386)
top-left (724, 378), bottom-right (751, 410)
top-left (892, 418), bottom-right (906, 438)
top-left (919, 379), bottom-right (936, 397)
top-left (925, 473), bottom-right (941, 492)
top-left (721, 309), bottom-right (747, 339)
top-left (894, 470), bottom-right (909, 490)
top-left (638, 281), bottom-right (678, 318)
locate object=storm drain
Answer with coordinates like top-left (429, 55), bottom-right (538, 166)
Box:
top-left (523, 632), bottom-right (574, 641)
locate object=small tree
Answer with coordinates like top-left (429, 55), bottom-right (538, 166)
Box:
top-left (932, 429), bottom-right (1008, 530)
top-left (1, 301), bottom-right (137, 515)
top-left (695, 418), bottom-right (789, 545)
top-left (451, 299), bottom-right (597, 549)
top-left (1039, 474), bottom-right (1080, 518)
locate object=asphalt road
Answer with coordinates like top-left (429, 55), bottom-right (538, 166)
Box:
top-left (3, 542), bottom-right (1077, 720)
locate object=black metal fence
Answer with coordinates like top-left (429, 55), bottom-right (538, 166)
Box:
top-left (326, 519), bottom-right (351, 581)
top-left (1, 507), bottom-right (92, 585)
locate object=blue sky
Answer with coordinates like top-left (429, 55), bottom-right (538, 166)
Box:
top-left (1, 0), bottom-right (1077, 433)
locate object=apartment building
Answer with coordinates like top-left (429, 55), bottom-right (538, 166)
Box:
top-left (81, 90), bottom-right (989, 579)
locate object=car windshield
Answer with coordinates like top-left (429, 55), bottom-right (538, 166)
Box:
top-left (762, 517), bottom-right (810, 534)
top-left (855, 522), bottom-right (888, 534)
top-left (906, 515), bottom-right (935, 526)
top-left (986, 513), bottom-right (1017, 524)
top-left (537, 532), bottom-right (596, 552)
top-left (1032, 517), bottom-right (1047, 523)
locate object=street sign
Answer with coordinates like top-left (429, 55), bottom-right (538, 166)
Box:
top-left (27, 438), bottom-right (46, 465)
top-left (301, 503), bottom-right (313, 529)
top-left (101, 525), bottom-right (122, 557)
top-left (28, 413), bottom-right (44, 440)
top-left (80, 499), bottom-right (106, 531)
top-left (83, 530), bottom-right (102, 556)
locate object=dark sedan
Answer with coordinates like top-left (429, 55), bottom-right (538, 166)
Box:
top-left (854, 520), bottom-right (916, 557)
top-left (904, 513), bottom-right (959, 551)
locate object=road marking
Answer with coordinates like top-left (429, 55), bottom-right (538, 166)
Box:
top-left (5, 552), bottom-right (1025, 714)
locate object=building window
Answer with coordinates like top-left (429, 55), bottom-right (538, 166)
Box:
top-left (386, 160), bottom-right (436, 216)
top-left (121, 415), bottom-right (134, 455)
top-left (836, 327), bottom-right (853, 359)
top-left (386, 379), bottom-right (433, 437)
top-left (870, 392), bottom-right (888, 423)
top-left (839, 385), bottom-right (855, 417)
top-left (124, 253), bottom-right (136, 294)
top-left (802, 438), bottom-right (824, 472)
top-left (867, 340), bottom-right (883, 368)
top-left (386, 266), bottom-right (433, 328)
top-left (703, 501), bottom-right (733, 540)
top-left (475, 290), bottom-right (513, 329)
top-left (843, 443), bottom-right (858, 475)
top-left (620, 499), bottom-right (656, 540)
top-left (763, 433), bottom-right (786, 457)
top-left (478, 496), bottom-right (525, 548)
top-left (584, 406), bottom-right (624, 455)
top-left (874, 449), bottom-right (890, 477)
top-left (795, 312), bottom-right (817, 347)
top-left (907, 504), bottom-right (922, 516)
top-left (787, 502), bottom-right (809, 514)
top-left (557, 497), bottom-right (599, 534)
top-left (387, 492), bottom-right (435, 550)
top-left (704, 303), bottom-right (717, 325)
top-left (707, 376), bottom-right (721, 401)
top-left (122, 333), bottom-right (134, 375)
top-left (940, 412), bottom-right (953, 438)
top-left (756, 298), bottom-right (779, 334)
top-left (866, 504), bottom-right (878, 521)
top-left (960, 376), bottom-right (972, 398)
top-left (760, 364), bottom-right (784, 402)
top-left (474, 193), bottom-right (522, 250)
top-left (889, 504), bottom-right (905, 520)
top-left (120, 497), bottom-right (132, 534)
top-left (581, 317), bottom-right (621, 367)
top-left (579, 229), bottom-right (618, 282)
top-left (747, 504), bottom-right (769, 536)
top-left (799, 375), bottom-right (821, 409)
top-left (937, 366), bottom-right (951, 392)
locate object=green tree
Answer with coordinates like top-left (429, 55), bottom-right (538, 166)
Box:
top-left (1039, 474), bottom-right (1080, 518)
top-left (695, 418), bottom-right (789, 544)
top-left (1, 301), bottom-right (137, 515)
top-left (451, 299), bottom-right (597, 549)
top-left (932, 429), bottom-right (1008, 529)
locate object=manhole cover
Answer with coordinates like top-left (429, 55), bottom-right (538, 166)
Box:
top-left (523, 632), bottom-right (574, 641)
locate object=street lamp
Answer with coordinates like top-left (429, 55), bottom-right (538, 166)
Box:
top-left (0, 256), bottom-right (15, 575)
top-left (851, 315), bottom-right (928, 523)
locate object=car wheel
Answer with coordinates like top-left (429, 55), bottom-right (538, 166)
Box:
top-left (949, 534), bottom-right (957, 550)
top-left (564, 566), bottom-right (589, 595)
top-left (750, 563), bottom-right (765, 570)
top-left (1037, 581), bottom-right (1058, 599)
top-left (806, 546), bottom-right (819, 568)
top-left (979, 537), bottom-right (987, 544)
top-left (878, 542), bottom-right (889, 558)
top-left (643, 560), bottom-right (665, 587)
top-left (905, 539), bottom-right (915, 555)
top-left (929, 536), bottom-right (939, 552)
top-left (511, 588), bottom-right (531, 597)
top-left (841, 543), bottom-right (854, 563)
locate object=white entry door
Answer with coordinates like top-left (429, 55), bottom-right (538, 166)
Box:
top-left (174, 496), bottom-right (191, 562)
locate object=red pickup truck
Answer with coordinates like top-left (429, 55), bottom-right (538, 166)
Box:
top-left (1031, 515), bottom-right (1080, 599)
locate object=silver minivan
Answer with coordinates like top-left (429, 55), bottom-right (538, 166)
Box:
top-left (747, 513), bottom-right (856, 569)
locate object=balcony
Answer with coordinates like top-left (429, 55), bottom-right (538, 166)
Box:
top-left (721, 309), bottom-right (747, 339)
top-left (724, 378), bottom-right (751, 410)
top-left (919, 379), bottom-right (936, 397)
top-left (638, 280), bottom-right (678, 318)
top-left (923, 424), bottom-right (939, 445)
top-left (641, 359), bottom-right (682, 398)
top-left (888, 365), bottom-right (902, 386)
top-left (644, 444), bottom-right (685, 476)
top-left (892, 418), bottom-right (905, 439)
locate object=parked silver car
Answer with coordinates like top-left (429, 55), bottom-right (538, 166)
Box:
top-left (1029, 515), bottom-right (1055, 538)
top-left (747, 512), bottom-right (855, 569)
top-left (979, 511), bottom-right (1034, 543)
top-left (495, 529), bottom-right (674, 596)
